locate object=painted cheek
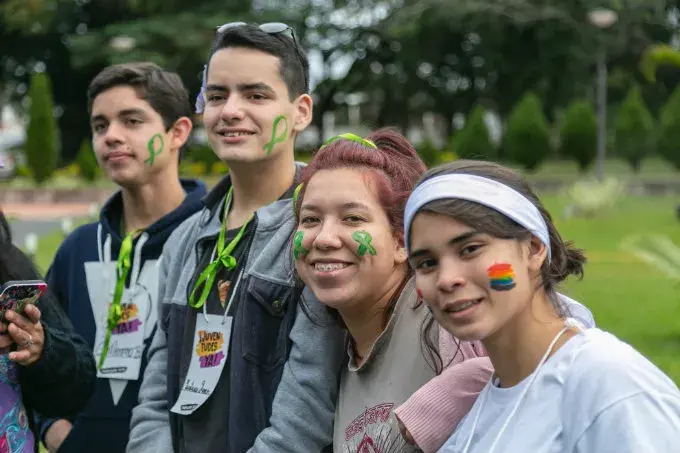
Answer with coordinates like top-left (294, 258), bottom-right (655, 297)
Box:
top-left (487, 262), bottom-right (516, 291)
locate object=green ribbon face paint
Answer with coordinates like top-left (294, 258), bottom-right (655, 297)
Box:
top-left (352, 230), bottom-right (377, 257)
top-left (145, 133), bottom-right (164, 166)
top-left (293, 231), bottom-right (309, 260)
top-left (263, 115), bottom-right (288, 155)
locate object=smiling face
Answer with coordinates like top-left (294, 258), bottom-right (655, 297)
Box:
top-left (202, 46), bottom-right (312, 165)
top-left (408, 211), bottom-right (547, 342)
top-left (90, 85), bottom-right (189, 187)
top-left (295, 168), bottom-right (409, 313)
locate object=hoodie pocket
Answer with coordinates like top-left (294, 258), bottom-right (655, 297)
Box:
top-left (240, 276), bottom-right (293, 371)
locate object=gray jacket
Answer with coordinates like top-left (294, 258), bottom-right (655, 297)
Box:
top-left (127, 167), bottom-right (346, 452)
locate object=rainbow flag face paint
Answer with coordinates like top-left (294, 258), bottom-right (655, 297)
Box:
top-left (487, 263), bottom-right (516, 291)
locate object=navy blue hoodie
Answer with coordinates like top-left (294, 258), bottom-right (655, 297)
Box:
top-left (39, 179), bottom-right (207, 453)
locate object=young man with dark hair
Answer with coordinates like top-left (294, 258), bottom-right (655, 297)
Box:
top-left (127, 23), bottom-right (345, 453)
top-left (39, 62), bottom-right (207, 453)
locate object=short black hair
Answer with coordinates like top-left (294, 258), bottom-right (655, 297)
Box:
top-left (208, 24), bottom-right (309, 99)
top-left (88, 62), bottom-right (192, 131)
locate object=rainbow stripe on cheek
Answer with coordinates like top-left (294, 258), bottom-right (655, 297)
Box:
top-left (487, 263), bottom-right (516, 291)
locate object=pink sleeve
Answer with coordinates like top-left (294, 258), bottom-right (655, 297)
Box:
top-left (393, 357), bottom-right (493, 453)
top-left (439, 325), bottom-right (487, 366)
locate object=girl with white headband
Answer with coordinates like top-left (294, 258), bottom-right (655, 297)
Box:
top-left (404, 160), bottom-right (680, 453)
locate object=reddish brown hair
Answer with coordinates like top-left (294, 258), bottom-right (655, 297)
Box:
top-left (294, 127), bottom-right (427, 241)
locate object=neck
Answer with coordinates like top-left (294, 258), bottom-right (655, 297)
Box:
top-left (120, 172), bottom-right (185, 234)
top-left (482, 292), bottom-right (573, 388)
top-left (339, 268), bottom-right (408, 366)
top-left (225, 151), bottom-right (296, 228)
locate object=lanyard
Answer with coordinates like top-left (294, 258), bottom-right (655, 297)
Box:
top-left (99, 229), bottom-right (140, 369)
top-left (189, 187), bottom-right (252, 309)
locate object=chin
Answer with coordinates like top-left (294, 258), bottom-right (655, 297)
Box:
top-left (310, 287), bottom-right (354, 310)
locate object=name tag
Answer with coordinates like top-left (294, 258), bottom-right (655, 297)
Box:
top-left (170, 314), bottom-right (232, 415)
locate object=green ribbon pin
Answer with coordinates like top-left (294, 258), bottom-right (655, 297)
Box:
top-left (263, 115), bottom-right (288, 155)
top-left (293, 231), bottom-right (308, 260)
top-left (99, 229), bottom-right (140, 370)
top-left (320, 133), bottom-right (377, 150)
top-left (144, 133), bottom-right (164, 166)
top-left (189, 187), bottom-right (252, 309)
top-left (352, 230), bottom-right (377, 257)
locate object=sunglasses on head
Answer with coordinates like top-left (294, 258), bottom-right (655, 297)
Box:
top-left (216, 22), bottom-right (296, 42)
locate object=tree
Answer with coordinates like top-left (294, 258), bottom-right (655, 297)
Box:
top-left (658, 85), bottom-right (680, 170)
top-left (455, 105), bottom-right (495, 160)
top-left (25, 71), bottom-right (59, 184)
top-left (76, 138), bottom-right (100, 182)
top-left (559, 99), bottom-right (597, 171)
top-left (504, 92), bottom-right (551, 171)
top-left (614, 86), bottom-right (654, 172)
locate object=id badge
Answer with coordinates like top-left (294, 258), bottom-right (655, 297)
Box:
top-left (170, 314), bottom-right (233, 415)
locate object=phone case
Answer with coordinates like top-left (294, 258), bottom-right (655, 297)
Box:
top-left (0, 280), bottom-right (47, 320)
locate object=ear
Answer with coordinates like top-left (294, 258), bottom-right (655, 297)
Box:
top-left (168, 116), bottom-right (193, 153)
top-left (292, 94), bottom-right (313, 134)
top-left (527, 236), bottom-right (548, 273)
top-left (394, 235), bottom-right (408, 265)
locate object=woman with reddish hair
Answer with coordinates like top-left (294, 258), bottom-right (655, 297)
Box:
top-left (291, 128), bottom-right (492, 452)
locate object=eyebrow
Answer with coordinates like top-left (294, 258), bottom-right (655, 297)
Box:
top-left (408, 230), bottom-right (479, 260)
top-left (300, 201), bottom-right (372, 212)
top-left (90, 108), bottom-right (147, 125)
top-left (205, 82), bottom-right (275, 93)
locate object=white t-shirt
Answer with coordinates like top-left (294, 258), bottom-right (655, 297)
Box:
top-left (439, 328), bottom-right (680, 453)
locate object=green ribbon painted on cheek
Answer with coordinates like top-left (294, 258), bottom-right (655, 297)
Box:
top-left (263, 115), bottom-right (288, 155)
top-left (352, 230), bottom-right (377, 257)
top-left (293, 231), bottom-right (308, 260)
top-left (145, 134), bottom-right (164, 166)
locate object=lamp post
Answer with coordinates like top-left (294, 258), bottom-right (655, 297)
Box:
top-left (588, 8), bottom-right (618, 182)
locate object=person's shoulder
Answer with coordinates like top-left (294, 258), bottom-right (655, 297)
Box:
top-left (562, 328), bottom-right (679, 409)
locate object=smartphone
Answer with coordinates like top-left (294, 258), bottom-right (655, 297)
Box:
top-left (0, 280), bottom-right (47, 321)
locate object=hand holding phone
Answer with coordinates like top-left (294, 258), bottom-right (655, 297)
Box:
top-left (0, 280), bottom-right (47, 364)
top-left (0, 280), bottom-right (47, 322)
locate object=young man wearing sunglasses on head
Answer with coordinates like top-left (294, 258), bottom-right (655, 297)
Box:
top-left (127, 23), bottom-right (346, 453)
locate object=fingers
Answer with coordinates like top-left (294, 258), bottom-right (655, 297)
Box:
top-left (0, 322), bottom-right (7, 334)
top-left (9, 348), bottom-right (31, 363)
top-left (8, 323), bottom-right (31, 347)
top-left (23, 304), bottom-right (41, 323)
top-left (4, 310), bottom-right (31, 331)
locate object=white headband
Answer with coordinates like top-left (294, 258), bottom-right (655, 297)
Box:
top-left (404, 174), bottom-right (551, 262)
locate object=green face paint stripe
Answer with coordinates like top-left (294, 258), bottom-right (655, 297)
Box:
top-left (144, 133), bottom-right (164, 166)
top-left (352, 230), bottom-right (377, 257)
top-left (263, 115), bottom-right (288, 155)
top-left (320, 133), bottom-right (377, 150)
top-left (293, 231), bottom-right (308, 260)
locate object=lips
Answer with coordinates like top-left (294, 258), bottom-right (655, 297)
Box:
top-left (105, 151), bottom-right (134, 162)
top-left (314, 262), bottom-right (349, 272)
top-left (216, 129), bottom-right (255, 138)
top-left (443, 298), bottom-right (483, 313)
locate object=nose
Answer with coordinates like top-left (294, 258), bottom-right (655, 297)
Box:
top-left (436, 257), bottom-right (467, 293)
top-left (103, 121), bottom-right (125, 147)
top-left (312, 220), bottom-right (343, 251)
top-left (219, 94), bottom-right (246, 123)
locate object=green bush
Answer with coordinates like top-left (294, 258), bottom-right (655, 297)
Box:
top-left (456, 105), bottom-right (495, 160)
top-left (559, 100), bottom-right (597, 171)
top-left (504, 92), bottom-right (551, 171)
top-left (417, 140), bottom-right (441, 167)
top-left (186, 144), bottom-right (219, 167)
top-left (76, 139), bottom-right (101, 182)
top-left (658, 85), bottom-right (680, 170)
top-left (614, 86), bottom-right (654, 172)
top-left (25, 72), bottom-right (59, 184)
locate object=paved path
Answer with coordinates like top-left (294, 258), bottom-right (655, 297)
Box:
top-left (2, 202), bottom-right (95, 246)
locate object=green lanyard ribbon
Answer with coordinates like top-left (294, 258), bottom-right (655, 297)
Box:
top-left (99, 229), bottom-right (140, 370)
top-left (189, 187), bottom-right (252, 309)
